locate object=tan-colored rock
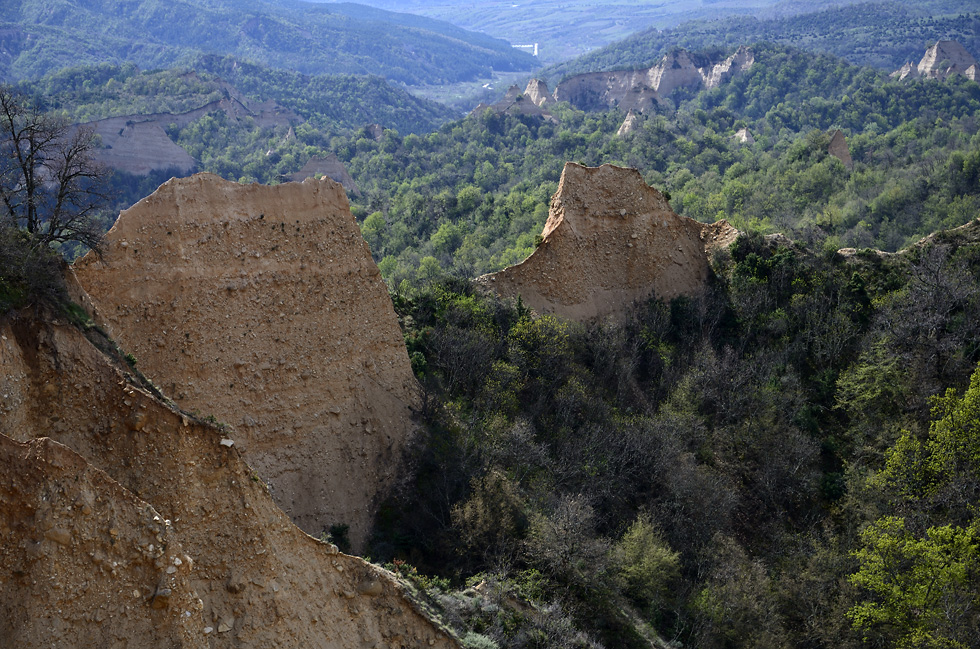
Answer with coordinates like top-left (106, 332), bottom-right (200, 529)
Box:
top-left (890, 61), bottom-right (920, 81)
top-left (0, 310), bottom-right (459, 649)
top-left (476, 163), bottom-right (739, 321)
top-left (88, 118), bottom-right (197, 175)
top-left (524, 78), bottom-right (555, 106)
top-left (74, 173), bottom-right (418, 551)
top-left (470, 85), bottom-right (558, 122)
top-left (0, 435), bottom-right (205, 649)
top-left (702, 46), bottom-right (755, 89)
top-left (828, 130), bottom-right (853, 170)
top-left (647, 49), bottom-right (706, 97)
top-left (916, 40), bottom-right (978, 80)
top-left (554, 69), bottom-right (661, 113)
top-left (733, 128), bottom-right (755, 145)
top-left (290, 154), bottom-right (360, 195)
top-left (616, 109), bottom-right (641, 137)
top-left (554, 47), bottom-right (753, 113)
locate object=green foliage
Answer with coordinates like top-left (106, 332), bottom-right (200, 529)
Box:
top-left (331, 45), bottom-right (980, 291)
top-left (850, 364), bottom-right (980, 648)
top-left (461, 632), bottom-right (499, 649)
top-left (612, 514), bottom-right (680, 609)
top-left (849, 517), bottom-right (980, 649)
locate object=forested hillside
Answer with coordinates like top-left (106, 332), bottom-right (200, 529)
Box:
top-left (5, 4), bottom-right (980, 644)
top-left (29, 58), bottom-right (457, 131)
top-left (319, 45), bottom-right (980, 290)
top-left (0, 0), bottom-right (535, 84)
top-left (542, 2), bottom-right (980, 80)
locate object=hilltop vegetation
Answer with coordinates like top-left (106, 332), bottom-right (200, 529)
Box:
top-left (373, 221), bottom-right (980, 649)
top-left (5, 4), bottom-right (980, 646)
top-left (313, 44), bottom-right (980, 289)
top-left (0, 0), bottom-right (535, 84)
top-left (542, 2), bottom-right (980, 80)
top-left (28, 58), bottom-right (457, 132)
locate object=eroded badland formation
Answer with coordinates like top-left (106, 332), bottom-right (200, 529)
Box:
top-left (524, 46), bottom-right (754, 113)
top-left (73, 174), bottom-right (417, 552)
top-left (1, 173), bottom-right (457, 648)
top-left (0, 311), bottom-right (456, 649)
top-left (477, 163), bottom-right (739, 321)
top-left (891, 40), bottom-right (980, 82)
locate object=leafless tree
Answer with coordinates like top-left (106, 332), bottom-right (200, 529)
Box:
top-left (0, 85), bottom-right (111, 254)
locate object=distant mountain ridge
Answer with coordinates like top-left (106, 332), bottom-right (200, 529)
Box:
top-left (541, 2), bottom-right (980, 81)
top-left (0, 0), bottom-right (535, 84)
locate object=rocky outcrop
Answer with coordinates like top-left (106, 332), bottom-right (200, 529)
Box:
top-left (828, 130), bottom-right (853, 169)
top-left (553, 47), bottom-right (754, 113)
top-left (733, 127), bottom-right (755, 144)
top-left (524, 79), bottom-right (554, 106)
top-left (917, 40), bottom-right (977, 79)
top-left (891, 40), bottom-right (979, 82)
top-left (290, 154), bottom-right (360, 195)
top-left (470, 85), bottom-right (558, 122)
top-left (476, 163), bottom-right (739, 321)
top-left (891, 61), bottom-right (920, 81)
top-left (0, 309), bottom-right (458, 649)
top-left (617, 109), bottom-right (641, 137)
top-left (703, 46), bottom-right (755, 89)
top-left (73, 173), bottom-right (418, 551)
top-left (553, 68), bottom-right (661, 113)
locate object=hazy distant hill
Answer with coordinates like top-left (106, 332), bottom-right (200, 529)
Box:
top-left (541, 1), bottom-right (980, 81)
top-left (0, 0), bottom-right (535, 85)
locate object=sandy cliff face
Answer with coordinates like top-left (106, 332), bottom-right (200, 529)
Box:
top-left (476, 163), bottom-right (738, 321)
top-left (892, 40), bottom-right (979, 82)
top-left (0, 311), bottom-right (457, 649)
top-left (702, 46), bottom-right (755, 89)
top-left (917, 40), bottom-right (978, 79)
top-left (73, 173), bottom-right (418, 551)
top-left (470, 85), bottom-right (558, 122)
top-left (554, 47), bottom-right (753, 113)
top-left (554, 68), bottom-right (661, 113)
top-left (524, 79), bottom-right (555, 106)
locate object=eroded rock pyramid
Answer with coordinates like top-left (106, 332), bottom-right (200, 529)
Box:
top-left (476, 163), bottom-right (738, 321)
top-left (0, 309), bottom-right (457, 649)
top-left (74, 173), bottom-right (418, 551)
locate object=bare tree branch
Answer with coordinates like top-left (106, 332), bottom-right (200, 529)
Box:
top-left (0, 85), bottom-right (113, 256)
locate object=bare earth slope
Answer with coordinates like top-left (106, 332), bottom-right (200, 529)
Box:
top-left (74, 173), bottom-right (417, 551)
top-left (553, 47), bottom-right (754, 113)
top-left (0, 310), bottom-right (458, 649)
top-left (476, 163), bottom-right (738, 321)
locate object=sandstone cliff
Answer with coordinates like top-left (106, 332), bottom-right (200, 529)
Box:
top-left (617, 109), bottom-right (641, 137)
top-left (733, 127), bottom-right (755, 145)
top-left (476, 163), bottom-right (738, 321)
top-left (553, 47), bottom-right (754, 113)
top-left (524, 79), bottom-right (555, 106)
top-left (0, 309), bottom-right (458, 649)
top-left (73, 174), bottom-right (417, 551)
top-left (470, 85), bottom-right (558, 122)
top-left (891, 40), bottom-right (979, 82)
